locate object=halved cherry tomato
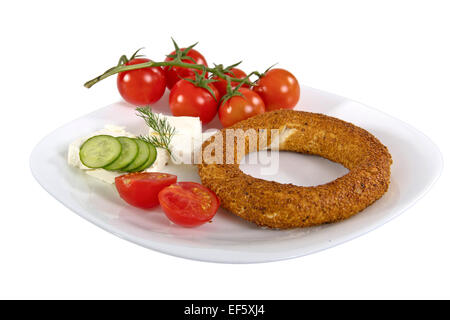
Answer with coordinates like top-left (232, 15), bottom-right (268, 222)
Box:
top-left (253, 68), bottom-right (300, 111)
top-left (158, 182), bottom-right (220, 227)
top-left (164, 48), bottom-right (208, 90)
top-left (212, 68), bottom-right (249, 100)
top-left (218, 88), bottom-right (265, 127)
top-left (115, 172), bottom-right (177, 209)
top-left (169, 79), bottom-right (219, 124)
top-left (117, 58), bottom-right (166, 106)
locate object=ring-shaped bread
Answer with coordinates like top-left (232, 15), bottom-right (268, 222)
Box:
top-left (198, 110), bottom-right (392, 229)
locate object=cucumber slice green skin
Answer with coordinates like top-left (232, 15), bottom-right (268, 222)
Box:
top-left (130, 143), bottom-right (157, 172)
top-left (103, 137), bottom-right (138, 171)
top-left (79, 135), bottom-right (122, 169)
top-left (121, 139), bottom-right (151, 172)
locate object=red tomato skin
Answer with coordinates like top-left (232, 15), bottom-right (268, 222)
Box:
top-left (253, 68), bottom-right (300, 111)
top-left (158, 182), bottom-right (220, 227)
top-left (164, 48), bottom-right (208, 90)
top-left (117, 58), bottom-right (166, 106)
top-left (115, 172), bottom-right (177, 209)
top-left (169, 79), bottom-right (219, 124)
top-left (218, 88), bottom-right (265, 127)
top-left (212, 68), bottom-right (249, 100)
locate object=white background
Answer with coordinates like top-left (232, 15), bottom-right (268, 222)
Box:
top-left (1, 0), bottom-right (449, 299)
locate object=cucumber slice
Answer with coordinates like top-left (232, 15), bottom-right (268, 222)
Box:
top-left (103, 137), bottom-right (138, 171)
top-left (131, 143), bottom-right (157, 172)
top-left (121, 139), bottom-right (150, 172)
top-left (79, 135), bottom-right (122, 168)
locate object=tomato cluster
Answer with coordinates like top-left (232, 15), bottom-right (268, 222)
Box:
top-left (116, 44), bottom-right (300, 128)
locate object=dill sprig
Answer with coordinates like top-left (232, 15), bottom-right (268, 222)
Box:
top-left (136, 107), bottom-right (176, 156)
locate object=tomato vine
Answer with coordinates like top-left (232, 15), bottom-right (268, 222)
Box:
top-left (83, 38), bottom-right (267, 91)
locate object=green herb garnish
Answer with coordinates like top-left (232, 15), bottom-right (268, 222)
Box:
top-left (136, 107), bottom-right (175, 156)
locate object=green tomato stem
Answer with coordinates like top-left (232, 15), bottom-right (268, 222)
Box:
top-left (84, 60), bottom-right (254, 89)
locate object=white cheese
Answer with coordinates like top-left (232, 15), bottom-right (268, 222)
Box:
top-left (148, 115), bottom-right (202, 164)
top-left (67, 137), bottom-right (89, 169)
top-left (68, 116), bottom-right (210, 184)
top-left (85, 169), bottom-right (121, 184)
top-left (144, 147), bottom-right (170, 172)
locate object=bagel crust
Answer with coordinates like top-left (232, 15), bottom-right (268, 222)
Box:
top-left (197, 110), bottom-right (392, 229)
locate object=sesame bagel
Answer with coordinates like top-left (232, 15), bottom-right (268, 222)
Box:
top-left (197, 109), bottom-right (392, 229)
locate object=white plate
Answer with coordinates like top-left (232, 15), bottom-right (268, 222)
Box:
top-left (30, 86), bottom-right (443, 263)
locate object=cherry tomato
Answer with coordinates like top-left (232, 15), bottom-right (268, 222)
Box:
top-left (158, 182), bottom-right (220, 227)
top-left (115, 172), bottom-right (177, 209)
top-left (253, 68), bottom-right (300, 111)
top-left (212, 68), bottom-right (249, 100)
top-left (169, 79), bottom-right (219, 124)
top-left (218, 88), bottom-right (265, 127)
top-left (117, 58), bottom-right (166, 106)
top-left (164, 48), bottom-right (208, 90)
